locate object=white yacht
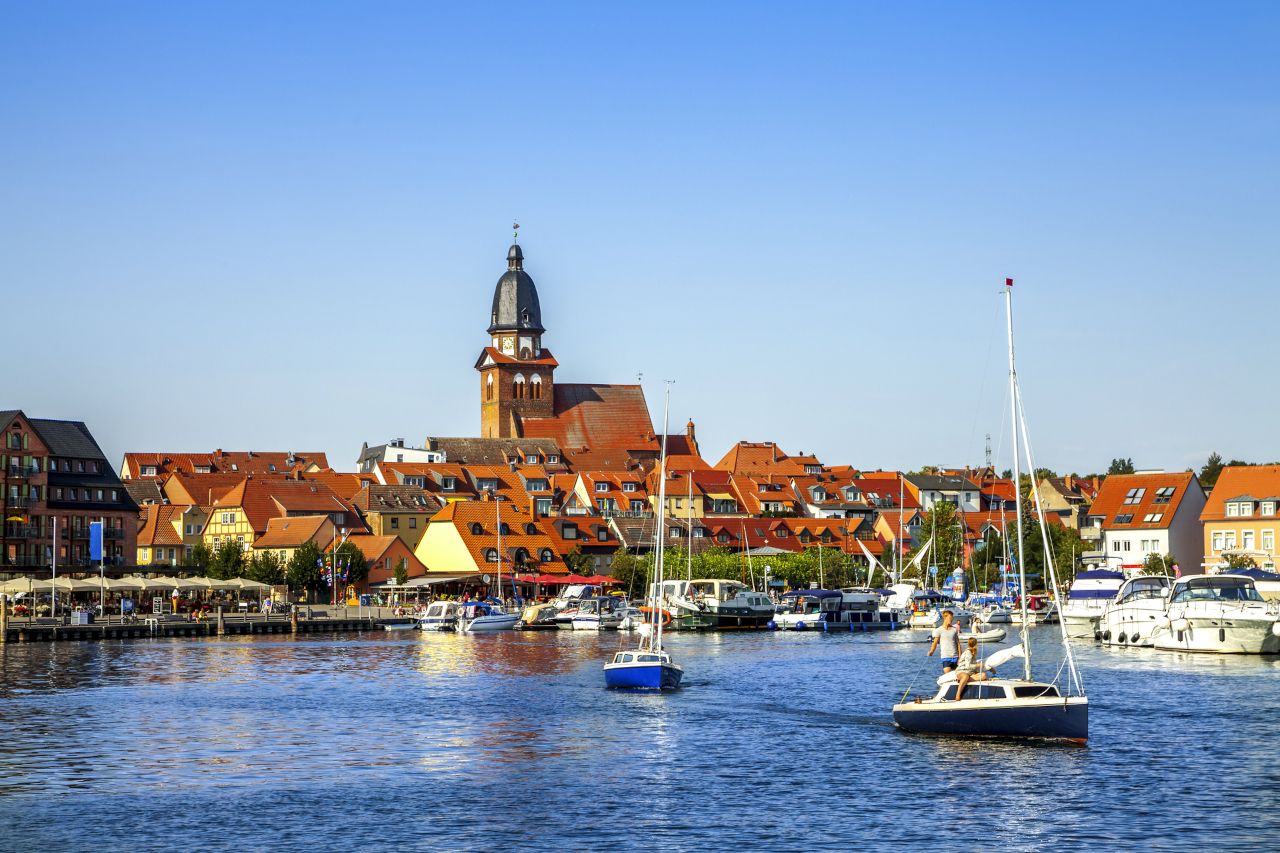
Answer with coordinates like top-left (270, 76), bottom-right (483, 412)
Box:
top-left (456, 601), bottom-right (519, 632)
top-left (1149, 574), bottom-right (1280, 654)
top-left (1095, 575), bottom-right (1172, 647)
top-left (1061, 569), bottom-right (1125, 633)
top-left (571, 596), bottom-right (624, 630)
top-left (907, 590), bottom-right (973, 628)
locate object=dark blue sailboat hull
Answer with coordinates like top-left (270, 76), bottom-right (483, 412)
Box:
top-left (603, 662), bottom-right (683, 690)
top-left (893, 698), bottom-right (1088, 744)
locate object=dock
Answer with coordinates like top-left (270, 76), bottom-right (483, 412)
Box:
top-left (0, 607), bottom-right (385, 643)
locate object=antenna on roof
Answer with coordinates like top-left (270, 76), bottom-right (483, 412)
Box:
top-left (985, 434), bottom-right (992, 468)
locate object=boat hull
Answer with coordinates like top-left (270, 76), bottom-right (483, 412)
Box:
top-left (1151, 618), bottom-right (1280, 654)
top-left (458, 614), bottom-right (519, 632)
top-left (893, 697), bottom-right (1088, 744)
top-left (603, 661), bottom-right (683, 690)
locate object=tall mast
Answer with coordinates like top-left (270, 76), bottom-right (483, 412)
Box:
top-left (652, 383), bottom-right (672, 652)
top-left (1005, 281), bottom-right (1032, 680)
top-left (686, 469), bottom-right (693, 580)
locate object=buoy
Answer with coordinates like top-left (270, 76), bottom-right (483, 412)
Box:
top-left (796, 621), bottom-right (806, 631)
top-left (767, 620), bottom-right (777, 630)
top-left (1271, 623), bottom-right (1280, 637)
top-left (1094, 630), bottom-right (1101, 641)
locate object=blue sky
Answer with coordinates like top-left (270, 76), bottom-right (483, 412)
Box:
top-left (3, 2), bottom-right (1276, 476)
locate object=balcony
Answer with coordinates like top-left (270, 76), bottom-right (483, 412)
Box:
top-left (4, 524), bottom-right (40, 538)
top-left (105, 528), bottom-right (125, 540)
top-left (600, 509), bottom-right (655, 519)
top-left (2, 555), bottom-right (49, 567)
top-left (7, 465), bottom-right (37, 479)
top-left (70, 527), bottom-right (90, 540)
top-left (1079, 526), bottom-right (1102, 540)
top-left (6, 496), bottom-right (31, 510)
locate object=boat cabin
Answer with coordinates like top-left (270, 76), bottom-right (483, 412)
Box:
top-left (577, 596), bottom-right (620, 616)
top-left (1170, 575), bottom-right (1265, 603)
top-left (932, 680), bottom-right (1062, 702)
top-left (1115, 575), bottom-right (1171, 605)
top-left (609, 651), bottom-right (670, 665)
top-left (778, 589), bottom-right (842, 617)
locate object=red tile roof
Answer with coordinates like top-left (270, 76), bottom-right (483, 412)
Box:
top-left (1090, 472), bottom-right (1200, 531)
top-left (1200, 465), bottom-right (1280, 521)
top-left (122, 450), bottom-right (328, 481)
top-left (713, 442), bottom-right (818, 476)
top-left (136, 504), bottom-right (186, 547)
top-left (429, 499), bottom-right (565, 574)
top-left (212, 480), bottom-right (362, 535)
top-left (518, 384), bottom-right (656, 451)
top-left (252, 515), bottom-right (334, 549)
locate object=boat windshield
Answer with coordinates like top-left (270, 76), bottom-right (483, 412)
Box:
top-left (1118, 577), bottom-right (1169, 605)
top-left (1172, 577), bottom-right (1265, 603)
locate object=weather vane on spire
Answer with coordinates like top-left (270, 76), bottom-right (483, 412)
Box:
top-left (513, 221), bottom-right (520, 243)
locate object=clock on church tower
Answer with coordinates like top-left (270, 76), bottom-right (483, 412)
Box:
top-left (474, 240), bottom-right (558, 438)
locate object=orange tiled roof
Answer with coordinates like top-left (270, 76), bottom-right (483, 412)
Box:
top-left (303, 471), bottom-right (376, 500)
top-left (1201, 465), bottom-right (1280, 521)
top-left (713, 442), bottom-right (817, 476)
top-left (252, 515), bottom-right (333, 549)
top-left (212, 480), bottom-right (361, 535)
top-left (123, 450), bottom-right (328, 480)
top-left (136, 504), bottom-right (186, 547)
top-left (1091, 472), bottom-right (1200, 530)
top-left (431, 499), bottom-right (566, 574)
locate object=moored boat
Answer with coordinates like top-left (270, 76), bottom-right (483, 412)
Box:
top-left (419, 601), bottom-right (459, 631)
top-left (456, 601), bottom-right (519, 632)
top-left (1149, 574), bottom-right (1280, 654)
top-left (1095, 575), bottom-right (1171, 647)
top-left (1061, 568), bottom-right (1125, 634)
top-left (571, 596), bottom-right (624, 630)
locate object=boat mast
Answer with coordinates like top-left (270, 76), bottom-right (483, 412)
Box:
top-left (1005, 281), bottom-right (1032, 681)
top-left (652, 383), bottom-right (672, 652)
top-left (495, 492), bottom-right (505, 605)
top-left (686, 469), bottom-right (693, 581)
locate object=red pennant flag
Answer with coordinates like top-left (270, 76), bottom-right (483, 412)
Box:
top-left (1006, 278), bottom-right (1013, 287)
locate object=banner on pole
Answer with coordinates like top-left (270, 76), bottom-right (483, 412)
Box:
top-left (89, 522), bottom-right (103, 561)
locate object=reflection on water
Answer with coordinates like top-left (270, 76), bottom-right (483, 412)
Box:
top-left (0, 626), bottom-right (1279, 851)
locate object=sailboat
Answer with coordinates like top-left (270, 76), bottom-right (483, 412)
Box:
top-left (603, 384), bottom-right (684, 690)
top-left (893, 280), bottom-right (1088, 744)
top-left (457, 495), bottom-right (519, 632)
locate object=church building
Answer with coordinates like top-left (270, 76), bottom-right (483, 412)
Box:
top-left (473, 237), bottom-right (697, 461)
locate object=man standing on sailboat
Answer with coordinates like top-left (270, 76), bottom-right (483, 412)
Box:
top-left (927, 610), bottom-right (960, 673)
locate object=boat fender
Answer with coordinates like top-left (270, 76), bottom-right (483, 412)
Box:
top-left (1272, 623), bottom-right (1280, 637)
top-left (1094, 630), bottom-right (1101, 641)
top-left (1155, 616), bottom-right (1171, 630)
top-left (796, 621), bottom-right (806, 631)
top-left (1130, 633), bottom-right (1139, 642)
top-left (767, 620), bottom-right (777, 631)
top-left (1102, 630), bottom-right (1111, 641)
top-left (1172, 618), bottom-right (1190, 633)
top-left (1117, 633), bottom-right (1126, 644)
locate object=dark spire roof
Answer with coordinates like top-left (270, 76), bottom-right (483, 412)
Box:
top-left (488, 242), bottom-right (545, 334)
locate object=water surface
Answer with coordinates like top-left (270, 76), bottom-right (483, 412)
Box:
top-left (0, 626), bottom-right (1276, 851)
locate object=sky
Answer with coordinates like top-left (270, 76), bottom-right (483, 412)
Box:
top-left (2, 2), bottom-right (1276, 478)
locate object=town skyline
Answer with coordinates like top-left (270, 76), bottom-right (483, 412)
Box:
top-left (4, 4), bottom-right (1276, 473)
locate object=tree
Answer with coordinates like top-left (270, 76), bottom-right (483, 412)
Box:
top-left (1108, 458), bottom-right (1135, 475)
top-left (207, 539), bottom-right (246, 580)
top-left (1222, 552), bottom-right (1258, 571)
top-left (562, 545), bottom-right (594, 575)
top-left (335, 539), bottom-right (368, 583)
top-left (1200, 452), bottom-right (1252, 489)
top-left (183, 541), bottom-right (214, 573)
top-left (287, 541), bottom-right (324, 597)
top-left (608, 546), bottom-right (647, 595)
top-left (393, 557), bottom-right (409, 586)
top-left (907, 502), bottom-right (963, 582)
top-left (1139, 552), bottom-right (1177, 576)
top-left (969, 533), bottom-right (1006, 591)
top-left (248, 550), bottom-right (285, 586)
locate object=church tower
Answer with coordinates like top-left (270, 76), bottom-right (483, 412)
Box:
top-left (475, 238), bottom-right (557, 437)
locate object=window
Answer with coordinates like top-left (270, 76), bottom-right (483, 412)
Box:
top-left (540, 549), bottom-right (554, 563)
top-left (597, 528), bottom-right (609, 542)
top-left (674, 498), bottom-right (682, 509)
top-left (443, 477), bottom-right (456, 491)
top-left (531, 376), bottom-right (542, 400)
top-left (111, 490), bottom-right (118, 501)
top-left (775, 527), bottom-right (788, 538)
top-left (1227, 503), bottom-right (1239, 517)
top-left (486, 374), bottom-right (494, 401)
top-left (1212, 531), bottom-right (1223, 551)
top-left (397, 454), bottom-right (403, 463)
top-left (221, 512), bottom-right (235, 525)
top-left (470, 522), bottom-right (483, 536)
top-left (91, 462), bottom-right (100, 474)
top-left (230, 464), bottom-right (238, 471)
top-left (1123, 541), bottom-right (1131, 551)
top-left (513, 374), bottom-right (526, 399)
top-left (391, 518), bottom-right (399, 529)
top-left (562, 524), bottom-right (578, 540)
top-left (409, 518), bottom-right (417, 529)
top-left (196, 524), bottom-right (203, 533)
top-left (1140, 539), bottom-right (1150, 551)
top-left (1240, 502), bottom-right (1254, 517)
top-left (548, 455), bottom-right (558, 464)
top-left (63, 460), bottom-right (71, 471)
top-left (526, 479), bottom-right (547, 491)
top-left (536, 498), bottom-right (552, 515)
top-left (478, 478), bottom-right (498, 491)
top-left (140, 548), bottom-right (149, 560)
top-left (525, 455), bottom-right (538, 464)
top-left (499, 523), bottom-right (510, 536)
top-left (717, 532), bottom-right (729, 543)
top-left (142, 465), bottom-right (156, 476)
top-left (1123, 488), bottom-right (1146, 505)
top-left (1153, 487), bottom-right (1175, 504)
top-left (692, 527), bottom-right (705, 539)
top-left (1244, 531), bottom-right (1255, 550)
top-left (1225, 532), bottom-right (1237, 549)
top-left (631, 499), bottom-right (645, 511)
top-left (1263, 501), bottom-right (1275, 516)
top-left (669, 527), bottom-right (680, 539)
top-left (594, 482), bottom-right (609, 492)
top-left (485, 549), bottom-right (499, 563)
top-left (195, 466), bottom-right (211, 474)
top-left (1114, 514), bottom-right (1133, 524)
top-left (1111, 540), bottom-right (1120, 551)
top-left (623, 482), bottom-right (636, 493)
top-left (186, 524), bottom-right (193, 535)
top-left (1264, 531), bottom-right (1274, 551)
top-left (96, 490), bottom-right (103, 501)
top-left (1143, 513), bottom-right (1163, 523)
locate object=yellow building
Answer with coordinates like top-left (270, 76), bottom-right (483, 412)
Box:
top-left (251, 515), bottom-right (336, 564)
top-left (1201, 465), bottom-right (1280, 571)
top-left (413, 498), bottom-right (562, 576)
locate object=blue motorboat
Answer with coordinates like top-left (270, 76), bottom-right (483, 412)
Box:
top-left (603, 649), bottom-right (683, 690)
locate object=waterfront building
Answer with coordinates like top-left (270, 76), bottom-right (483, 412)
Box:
top-left (413, 497), bottom-right (564, 577)
top-left (1, 410), bottom-right (137, 571)
top-left (1199, 465), bottom-right (1280, 571)
top-left (789, 473), bottom-right (878, 520)
top-left (136, 503), bottom-right (189, 567)
top-left (251, 515), bottom-right (337, 564)
top-left (1088, 471), bottom-right (1206, 574)
top-left (570, 471), bottom-right (650, 519)
top-left (644, 469), bottom-right (739, 519)
top-left (120, 450), bottom-right (328, 481)
top-left (327, 534), bottom-right (427, 592)
top-left (202, 480), bottom-right (363, 553)
top-left (727, 473), bottom-right (804, 516)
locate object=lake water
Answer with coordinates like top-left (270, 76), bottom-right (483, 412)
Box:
top-left (0, 626), bottom-right (1277, 852)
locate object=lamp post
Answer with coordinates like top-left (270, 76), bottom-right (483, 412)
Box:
top-left (331, 527), bottom-right (350, 612)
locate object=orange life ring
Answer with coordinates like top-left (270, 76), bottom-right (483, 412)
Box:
top-left (638, 606), bottom-right (673, 627)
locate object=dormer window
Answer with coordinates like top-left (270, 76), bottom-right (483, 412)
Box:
top-left (526, 455), bottom-right (538, 464)
top-left (1263, 501), bottom-right (1276, 516)
top-left (471, 522), bottom-right (484, 536)
top-left (521, 309), bottom-right (529, 324)
top-left (269, 464), bottom-right (277, 472)
top-left (548, 455), bottom-right (559, 464)
top-left (478, 478), bottom-right (498, 491)
top-left (443, 477), bottom-right (456, 491)
top-left (1239, 502), bottom-right (1254, 517)
top-left (195, 466), bottom-right (211, 474)
top-left (142, 466), bottom-right (157, 476)
top-left (1227, 502), bottom-right (1239, 517)
top-left (594, 482), bottom-right (609, 492)
top-left (622, 482), bottom-right (636, 493)
top-left (526, 479), bottom-right (548, 492)
top-left (562, 524), bottom-right (578, 540)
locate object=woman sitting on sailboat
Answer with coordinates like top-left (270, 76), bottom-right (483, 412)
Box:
top-left (952, 637), bottom-right (995, 701)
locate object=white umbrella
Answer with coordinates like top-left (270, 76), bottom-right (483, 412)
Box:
top-left (150, 576), bottom-right (203, 591)
top-left (184, 577), bottom-right (237, 591)
top-left (229, 578), bottom-right (272, 591)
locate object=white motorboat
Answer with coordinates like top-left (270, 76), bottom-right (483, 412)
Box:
top-left (907, 591), bottom-right (973, 628)
top-left (838, 587), bottom-right (909, 630)
top-left (550, 584), bottom-right (603, 628)
top-left (771, 589), bottom-right (843, 630)
top-left (457, 601), bottom-right (519, 632)
top-left (961, 625), bottom-right (1007, 643)
top-left (1095, 575), bottom-right (1172, 647)
top-left (571, 596), bottom-right (624, 630)
top-left (1061, 569), bottom-right (1125, 633)
top-left (1149, 574), bottom-right (1280, 654)
top-left (418, 601), bottom-right (459, 631)
top-left (616, 603), bottom-right (644, 630)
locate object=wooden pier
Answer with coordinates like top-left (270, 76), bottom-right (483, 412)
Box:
top-left (0, 613), bottom-right (378, 643)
